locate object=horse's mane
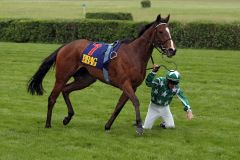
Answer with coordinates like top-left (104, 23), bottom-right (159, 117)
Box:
top-left (121, 21), bottom-right (155, 44)
top-left (138, 21), bottom-right (155, 37)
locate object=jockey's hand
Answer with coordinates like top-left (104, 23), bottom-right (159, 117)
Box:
top-left (186, 111), bottom-right (193, 120)
top-left (152, 64), bottom-right (160, 73)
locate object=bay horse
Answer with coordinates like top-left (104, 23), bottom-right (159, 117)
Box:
top-left (27, 14), bottom-right (176, 134)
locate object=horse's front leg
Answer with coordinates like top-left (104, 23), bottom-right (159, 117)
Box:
top-left (121, 80), bottom-right (143, 135)
top-left (105, 92), bottom-right (129, 131)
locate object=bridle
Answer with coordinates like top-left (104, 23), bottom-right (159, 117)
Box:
top-left (142, 23), bottom-right (178, 71)
top-left (142, 23), bottom-right (172, 56)
top-left (154, 23), bottom-right (174, 55)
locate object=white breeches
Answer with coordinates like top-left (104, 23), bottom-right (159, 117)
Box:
top-left (143, 102), bottom-right (175, 129)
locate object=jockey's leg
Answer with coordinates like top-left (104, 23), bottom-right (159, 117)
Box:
top-left (160, 105), bottom-right (175, 128)
top-left (143, 102), bottom-right (161, 129)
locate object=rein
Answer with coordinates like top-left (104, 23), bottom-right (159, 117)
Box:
top-left (146, 54), bottom-right (178, 71)
top-left (142, 35), bottom-right (177, 72)
top-left (144, 38), bottom-right (177, 72)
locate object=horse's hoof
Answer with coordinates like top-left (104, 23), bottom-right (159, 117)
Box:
top-left (63, 117), bottom-right (70, 125)
top-left (136, 127), bottom-right (144, 135)
top-left (105, 129), bottom-right (111, 133)
top-left (45, 124), bottom-right (51, 128)
top-left (105, 125), bottom-right (110, 131)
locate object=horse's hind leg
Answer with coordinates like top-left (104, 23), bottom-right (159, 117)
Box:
top-left (62, 68), bottom-right (97, 125)
top-left (45, 55), bottom-right (78, 128)
top-left (45, 80), bottom-right (66, 128)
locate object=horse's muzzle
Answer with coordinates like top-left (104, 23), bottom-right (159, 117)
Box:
top-left (166, 48), bottom-right (176, 57)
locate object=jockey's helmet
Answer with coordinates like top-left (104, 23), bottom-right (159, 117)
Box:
top-left (166, 70), bottom-right (181, 83)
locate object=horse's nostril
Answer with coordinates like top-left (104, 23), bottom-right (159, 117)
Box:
top-left (168, 48), bottom-right (176, 55)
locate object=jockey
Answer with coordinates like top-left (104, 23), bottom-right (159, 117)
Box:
top-left (143, 64), bottom-right (193, 129)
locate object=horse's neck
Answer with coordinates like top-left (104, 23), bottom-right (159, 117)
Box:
top-left (130, 36), bottom-right (154, 69)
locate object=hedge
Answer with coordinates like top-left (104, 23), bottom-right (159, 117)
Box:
top-left (86, 12), bottom-right (133, 21)
top-left (169, 21), bottom-right (240, 49)
top-left (0, 19), bottom-right (240, 50)
top-left (0, 19), bottom-right (141, 44)
top-left (141, 0), bottom-right (151, 8)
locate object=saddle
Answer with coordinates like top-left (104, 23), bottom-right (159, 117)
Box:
top-left (80, 41), bottom-right (121, 83)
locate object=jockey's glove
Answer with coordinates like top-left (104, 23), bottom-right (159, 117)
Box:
top-left (152, 65), bottom-right (160, 73)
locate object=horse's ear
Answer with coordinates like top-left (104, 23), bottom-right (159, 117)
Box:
top-left (156, 14), bottom-right (161, 22)
top-left (164, 14), bottom-right (170, 23)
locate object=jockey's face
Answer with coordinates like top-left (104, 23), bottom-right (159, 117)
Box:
top-left (167, 80), bottom-right (178, 89)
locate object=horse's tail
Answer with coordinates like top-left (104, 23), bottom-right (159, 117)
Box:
top-left (27, 45), bottom-right (65, 95)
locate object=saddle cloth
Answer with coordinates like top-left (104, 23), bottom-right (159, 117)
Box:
top-left (80, 41), bottom-right (121, 82)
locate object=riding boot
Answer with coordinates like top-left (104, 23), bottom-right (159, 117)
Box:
top-left (160, 122), bottom-right (166, 129)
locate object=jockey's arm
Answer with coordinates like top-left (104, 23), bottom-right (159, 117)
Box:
top-left (145, 72), bottom-right (159, 88)
top-left (176, 89), bottom-right (193, 120)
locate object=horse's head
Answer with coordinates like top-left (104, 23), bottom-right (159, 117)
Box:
top-left (152, 14), bottom-right (176, 57)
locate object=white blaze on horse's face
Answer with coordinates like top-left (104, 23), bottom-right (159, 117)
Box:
top-left (165, 27), bottom-right (175, 50)
top-left (155, 23), bottom-right (176, 57)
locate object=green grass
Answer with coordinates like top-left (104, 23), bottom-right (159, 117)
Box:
top-left (0, 42), bottom-right (240, 159)
top-left (1, 0), bottom-right (240, 22)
